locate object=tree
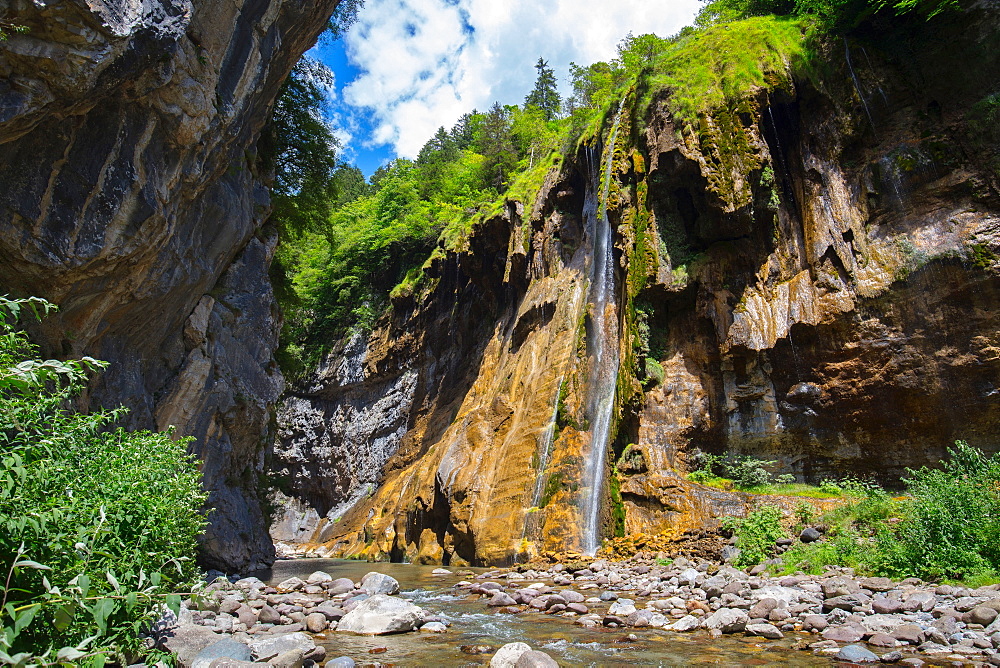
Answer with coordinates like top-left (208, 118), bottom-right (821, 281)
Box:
top-left (324, 0), bottom-right (365, 39)
top-left (476, 102), bottom-right (518, 191)
top-left (524, 58), bottom-right (561, 121)
top-left (265, 58), bottom-right (340, 237)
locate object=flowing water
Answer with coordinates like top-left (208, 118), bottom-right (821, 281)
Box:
top-left (580, 103), bottom-right (625, 557)
top-left (262, 559), bottom-right (830, 667)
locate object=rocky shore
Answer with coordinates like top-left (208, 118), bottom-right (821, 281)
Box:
top-left (152, 556), bottom-right (1000, 667)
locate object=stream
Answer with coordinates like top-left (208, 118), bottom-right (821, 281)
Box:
top-left (259, 559), bottom-right (830, 666)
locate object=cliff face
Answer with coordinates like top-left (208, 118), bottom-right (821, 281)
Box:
top-left (272, 9), bottom-right (1000, 566)
top-left (0, 0), bottom-right (338, 571)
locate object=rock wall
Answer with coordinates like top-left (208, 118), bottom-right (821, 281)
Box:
top-left (0, 0), bottom-right (339, 571)
top-left (273, 8), bottom-right (1000, 565)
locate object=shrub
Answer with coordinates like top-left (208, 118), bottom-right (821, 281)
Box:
top-left (722, 504), bottom-right (787, 567)
top-left (0, 297), bottom-right (207, 664)
top-left (873, 442), bottom-right (1000, 579)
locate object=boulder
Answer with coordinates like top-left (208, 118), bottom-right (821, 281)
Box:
top-left (305, 613), bottom-right (327, 633)
top-left (800, 528), bottom-right (822, 543)
top-left (324, 658), bottom-right (355, 668)
top-left (306, 571), bottom-right (333, 584)
top-left (247, 633), bottom-right (316, 662)
top-left (490, 642), bottom-right (532, 668)
top-left (834, 645), bottom-right (879, 663)
top-left (266, 649), bottom-right (304, 668)
top-left (745, 623), bottom-right (783, 639)
top-left (275, 578), bottom-right (305, 592)
top-left (669, 615), bottom-right (700, 632)
top-left (328, 578), bottom-right (355, 595)
top-left (488, 591), bottom-right (518, 607)
top-left (515, 650), bottom-right (559, 668)
top-left (419, 621), bottom-right (448, 633)
top-left (192, 639), bottom-right (253, 668)
top-left (335, 594), bottom-right (424, 635)
top-left (702, 608), bottom-right (749, 634)
top-left (822, 625), bottom-right (865, 643)
top-left (360, 572), bottom-right (400, 595)
top-left (608, 599), bottom-right (637, 616)
top-left (873, 597), bottom-right (903, 614)
top-left (970, 604), bottom-right (1000, 626)
top-left (256, 606), bottom-right (280, 625)
top-left (160, 624), bottom-right (223, 667)
top-left (891, 625), bottom-right (924, 645)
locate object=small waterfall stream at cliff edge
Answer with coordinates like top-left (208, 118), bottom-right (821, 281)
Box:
top-left (580, 101), bottom-right (624, 556)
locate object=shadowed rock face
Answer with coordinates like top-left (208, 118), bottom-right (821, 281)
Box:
top-left (0, 0), bottom-right (339, 571)
top-left (272, 10), bottom-right (1000, 566)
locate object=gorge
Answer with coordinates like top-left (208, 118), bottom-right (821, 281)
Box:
top-left (2, 0), bottom-right (1000, 580)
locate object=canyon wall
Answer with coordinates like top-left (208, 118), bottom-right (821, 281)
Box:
top-left (273, 9), bottom-right (1000, 566)
top-left (0, 0), bottom-right (339, 571)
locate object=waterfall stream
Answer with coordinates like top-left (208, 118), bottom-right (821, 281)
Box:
top-left (580, 101), bottom-right (624, 556)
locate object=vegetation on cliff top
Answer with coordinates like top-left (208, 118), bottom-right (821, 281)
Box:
top-left (0, 297), bottom-right (206, 664)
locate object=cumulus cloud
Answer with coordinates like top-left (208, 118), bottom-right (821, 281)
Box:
top-left (340, 0), bottom-right (702, 158)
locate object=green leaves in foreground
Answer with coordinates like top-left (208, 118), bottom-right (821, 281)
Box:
top-left (0, 296), bottom-right (207, 664)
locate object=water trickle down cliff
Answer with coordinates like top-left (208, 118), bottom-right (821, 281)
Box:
top-left (581, 103), bottom-right (624, 556)
top-left (272, 10), bottom-right (1000, 565)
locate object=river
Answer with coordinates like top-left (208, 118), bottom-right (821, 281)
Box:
top-left (257, 559), bottom-right (830, 666)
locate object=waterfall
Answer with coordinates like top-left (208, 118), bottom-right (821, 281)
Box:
top-left (530, 375), bottom-right (565, 509)
top-left (580, 101), bottom-right (624, 556)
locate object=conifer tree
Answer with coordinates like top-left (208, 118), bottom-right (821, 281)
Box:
top-left (524, 57), bottom-right (561, 121)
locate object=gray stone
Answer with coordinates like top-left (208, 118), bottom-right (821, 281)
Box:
top-left (834, 645), bottom-right (879, 663)
top-left (324, 659), bottom-right (355, 668)
top-left (256, 606), bottom-right (280, 625)
top-left (419, 621), bottom-right (448, 633)
top-left (514, 650), bottom-right (559, 668)
top-left (745, 623), bottom-right (783, 639)
top-left (247, 633), bottom-right (315, 662)
top-left (328, 578), bottom-right (355, 595)
top-left (360, 572), bottom-right (400, 595)
top-left (306, 571), bottom-right (332, 584)
top-left (669, 615), bottom-right (700, 632)
top-left (160, 625), bottom-right (223, 668)
top-left (488, 591), bottom-right (517, 607)
top-left (266, 649), bottom-right (303, 668)
top-left (490, 642), bottom-right (532, 668)
top-left (702, 608), bottom-right (749, 634)
top-left (335, 594), bottom-right (424, 635)
top-left (304, 613), bottom-right (327, 633)
top-left (800, 528), bottom-right (822, 543)
top-left (192, 639), bottom-right (253, 668)
top-left (970, 604), bottom-right (1000, 626)
top-left (822, 625), bottom-right (864, 643)
top-left (879, 650), bottom-right (903, 663)
top-left (275, 578), bottom-right (305, 593)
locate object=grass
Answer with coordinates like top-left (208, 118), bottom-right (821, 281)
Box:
top-left (740, 483), bottom-right (845, 498)
top-left (645, 16), bottom-right (811, 126)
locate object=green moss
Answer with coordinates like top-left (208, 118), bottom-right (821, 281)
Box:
top-left (539, 471), bottom-right (563, 508)
top-left (608, 474), bottom-right (627, 538)
top-left (968, 242), bottom-right (998, 270)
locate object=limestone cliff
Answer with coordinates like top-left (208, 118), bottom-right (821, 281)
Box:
top-left (0, 0), bottom-right (339, 571)
top-left (275, 9), bottom-right (1000, 566)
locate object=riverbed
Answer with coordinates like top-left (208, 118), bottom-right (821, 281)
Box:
top-left (258, 559), bottom-right (831, 666)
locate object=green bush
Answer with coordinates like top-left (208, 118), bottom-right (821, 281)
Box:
top-left (0, 297), bottom-right (207, 665)
top-left (873, 442), bottom-right (1000, 580)
top-left (722, 504), bottom-right (787, 567)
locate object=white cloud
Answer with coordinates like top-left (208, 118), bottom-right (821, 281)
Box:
top-left (341, 0), bottom-right (702, 158)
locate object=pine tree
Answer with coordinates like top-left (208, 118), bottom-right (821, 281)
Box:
top-left (524, 57), bottom-right (561, 121)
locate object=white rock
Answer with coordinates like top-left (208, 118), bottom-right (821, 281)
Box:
top-left (360, 572), bottom-right (400, 595)
top-left (670, 615), bottom-right (700, 632)
top-left (431, 568), bottom-right (452, 575)
top-left (248, 632), bottom-right (315, 661)
top-left (702, 608), bottom-right (749, 634)
top-left (335, 594), bottom-right (423, 635)
top-left (307, 571), bottom-right (333, 584)
top-left (679, 569), bottom-right (701, 587)
top-left (490, 642), bottom-right (532, 668)
top-left (608, 599), bottom-right (637, 616)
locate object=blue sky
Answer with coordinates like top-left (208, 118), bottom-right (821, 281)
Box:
top-left (310, 0), bottom-right (702, 178)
